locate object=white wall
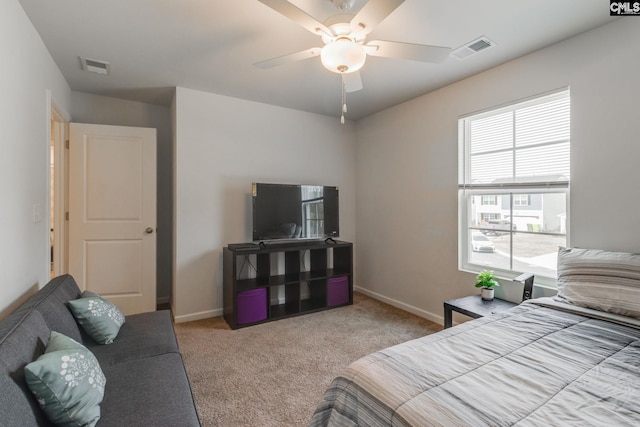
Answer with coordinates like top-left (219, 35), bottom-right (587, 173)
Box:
top-left (173, 87), bottom-right (357, 322)
top-left (3, 1), bottom-right (636, 329)
top-left (354, 18), bottom-right (640, 324)
top-left (0, 0), bottom-right (71, 319)
top-left (69, 91), bottom-right (174, 303)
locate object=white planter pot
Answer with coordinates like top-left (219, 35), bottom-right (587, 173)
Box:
top-left (481, 287), bottom-right (494, 301)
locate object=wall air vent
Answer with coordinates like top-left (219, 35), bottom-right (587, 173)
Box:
top-left (79, 57), bottom-right (111, 75)
top-left (451, 37), bottom-right (495, 60)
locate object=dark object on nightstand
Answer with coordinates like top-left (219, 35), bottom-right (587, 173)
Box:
top-left (514, 273), bottom-right (535, 301)
top-left (443, 295), bottom-right (517, 328)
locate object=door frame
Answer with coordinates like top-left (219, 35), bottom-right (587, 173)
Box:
top-left (47, 91), bottom-right (70, 278)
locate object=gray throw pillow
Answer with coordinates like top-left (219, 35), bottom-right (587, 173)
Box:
top-left (555, 247), bottom-right (640, 318)
top-left (24, 331), bottom-right (106, 427)
top-left (68, 291), bottom-right (125, 344)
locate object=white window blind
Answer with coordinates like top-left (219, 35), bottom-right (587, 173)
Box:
top-left (458, 89), bottom-right (570, 285)
top-left (461, 91), bottom-right (570, 188)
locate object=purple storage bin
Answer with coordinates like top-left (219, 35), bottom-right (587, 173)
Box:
top-left (327, 276), bottom-right (349, 306)
top-left (237, 288), bottom-right (267, 325)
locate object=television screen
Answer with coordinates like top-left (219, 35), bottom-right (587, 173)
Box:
top-left (252, 183), bottom-right (339, 242)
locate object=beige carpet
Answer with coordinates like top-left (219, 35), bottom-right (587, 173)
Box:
top-left (174, 292), bottom-right (441, 427)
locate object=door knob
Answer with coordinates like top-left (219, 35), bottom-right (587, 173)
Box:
top-left (145, 227), bottom-right (154, 234)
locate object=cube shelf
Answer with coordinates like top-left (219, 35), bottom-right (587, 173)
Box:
top-left (223, 240), bottom-right (353, 329)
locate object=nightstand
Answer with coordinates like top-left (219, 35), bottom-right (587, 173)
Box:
top-left (443, 295), bottom-right (517, 328)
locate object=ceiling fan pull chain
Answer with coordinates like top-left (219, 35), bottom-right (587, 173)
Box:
top-left (341, 74), bottom-right (347, 124)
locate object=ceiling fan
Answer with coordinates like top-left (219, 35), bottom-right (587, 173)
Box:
top-left (254, 0), bottom-right (451, 120)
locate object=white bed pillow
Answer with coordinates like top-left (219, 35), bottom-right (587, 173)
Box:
top-left (555, 247), bottom-right (640, 319)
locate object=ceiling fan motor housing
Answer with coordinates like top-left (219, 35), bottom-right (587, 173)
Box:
top-left (331, 0), bottom-right (355, 11)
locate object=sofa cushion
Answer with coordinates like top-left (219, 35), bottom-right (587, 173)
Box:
top-left (25, 275), bottom-right (83, 342)
top-left (68, 291), bottom-right (125, 344)
top-left (99, 353), bottom-right (200, 426)
top-left (25, 331), bottom-right (106, 427)
top-left (86, 310), bottom-right (179, 367)
top-left (0, 309), bottom-right (52, 427)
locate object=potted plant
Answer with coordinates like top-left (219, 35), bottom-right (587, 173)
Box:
top-left (475, 270), bottom-right (500, 301)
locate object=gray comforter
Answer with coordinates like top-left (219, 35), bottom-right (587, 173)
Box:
top-left (309, 299), bottom-right (640, 426)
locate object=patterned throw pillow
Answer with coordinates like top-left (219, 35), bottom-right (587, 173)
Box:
top-left (24, 331), bottom-right (106, 427)
top-left (68, 291), bottom-right (125, 344)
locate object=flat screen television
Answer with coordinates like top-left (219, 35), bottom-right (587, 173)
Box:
top-left (252, 182), bottom-right (339, 242)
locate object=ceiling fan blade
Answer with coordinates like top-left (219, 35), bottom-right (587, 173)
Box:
top-left (343, 71), bottom-right (363, 93)
top-left (256, 0), bottom-right (332, 37)
top-left (350, 0), bottom-right (404, 37)
top-left (254, 47), bottom-right (321, 69)
top-left (366, 40), bottom-right (451, 63)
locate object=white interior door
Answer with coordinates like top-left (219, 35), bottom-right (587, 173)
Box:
top-left (69, 123), bottom-right (157, 315)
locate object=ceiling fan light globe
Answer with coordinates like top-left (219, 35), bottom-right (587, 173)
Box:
top-left (321, 39), bottom-right (366, 74)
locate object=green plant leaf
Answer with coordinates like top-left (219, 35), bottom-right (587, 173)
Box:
top-left (475, 270), bottom-right (500, 288)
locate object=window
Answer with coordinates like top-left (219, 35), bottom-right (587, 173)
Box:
top-left (480, 213), bottom-right (500, 222)
top-left (301, 186), bottom-right (324, 237)
top-left (458, 90), bottom-right (570, 285)
top-left (481, 195), bottom-right (497, 205)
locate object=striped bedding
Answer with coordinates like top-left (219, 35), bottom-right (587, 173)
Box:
top-left (309, 299), bottom-right (640, 426)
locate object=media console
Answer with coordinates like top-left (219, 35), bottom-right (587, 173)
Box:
top-left (223, 240), bottom-right (353, 329)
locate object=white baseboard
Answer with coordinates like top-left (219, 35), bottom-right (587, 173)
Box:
top-left (174, 308), bottom-right (222, 324)
top-left (172, 289), bottom-right (444, 325)
top-left (156, 296), bottom-right (170, 305)
top-left (355, 286), bottom-right (444, 326)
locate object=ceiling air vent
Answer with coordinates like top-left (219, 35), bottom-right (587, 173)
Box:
top-left (79, 57), bottom-right (110, 75)
top-left (452, 37), bottom-right (495, 60)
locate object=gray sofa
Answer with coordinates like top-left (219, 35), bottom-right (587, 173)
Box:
top-left (0, 274), bottom-right (201, 426)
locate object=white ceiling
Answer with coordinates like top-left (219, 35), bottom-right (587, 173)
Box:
top-left (19, 0), bottom-right (616, 120)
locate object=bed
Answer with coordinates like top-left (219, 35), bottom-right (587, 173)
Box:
top-left (309, 248), bottom-right (640, 426)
